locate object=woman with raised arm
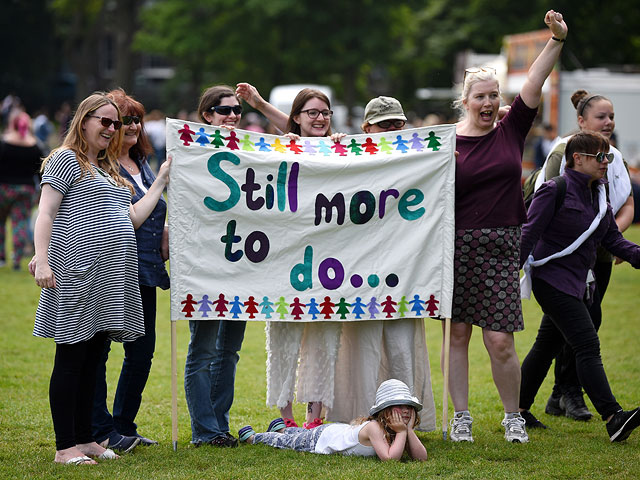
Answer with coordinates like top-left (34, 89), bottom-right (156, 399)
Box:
top-left (445, 10), bottom-right (567, 444)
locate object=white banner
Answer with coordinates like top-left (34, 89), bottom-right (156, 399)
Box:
top-left (167, 119), bottom-right (455, 321)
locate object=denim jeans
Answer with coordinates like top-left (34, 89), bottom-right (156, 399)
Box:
top-left (93, 285), bottom-right (157, 441)
top-left (184, 319), bottom-right (246, 443)
top-left (520, 279), bottom-right (621, 420)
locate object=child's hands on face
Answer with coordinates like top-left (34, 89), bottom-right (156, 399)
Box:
top-left (389, 408), bottom-right (408, 433)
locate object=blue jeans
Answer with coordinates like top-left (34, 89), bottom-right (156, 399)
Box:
top-left (93, 285), bottom-right (157, 441)
top-left (184, 319), bottom-right (246, 443)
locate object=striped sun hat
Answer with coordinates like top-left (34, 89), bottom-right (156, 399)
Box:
top-left (369, 379), bottom-right (422, 416)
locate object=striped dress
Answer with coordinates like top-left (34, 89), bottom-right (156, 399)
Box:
top-left (34, 149), bottom-right (144, 344)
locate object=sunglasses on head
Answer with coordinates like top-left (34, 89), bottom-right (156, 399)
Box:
top-left (210, 105), bottom-right (242, 116)
top-left (376, 119), bottom-right (406, 129)
top-left (579, 152), bottom-right (614, 163)
top-left (87, 114), bottom-right (122, 130)
top-left (463, 66), bottom-right (497, 82)
top-left (122, 115), bottom-right (141, 125)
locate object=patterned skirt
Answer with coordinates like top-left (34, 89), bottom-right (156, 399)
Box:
top-left (451, 226), bottom-right (523, 333)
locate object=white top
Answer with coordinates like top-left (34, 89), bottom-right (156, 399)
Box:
top-left (314, 421), bottom-right (377, 456)
top-left (34, 150), bottom-right (144, 344)
top-left (131, 172), bottom-right (148, 193)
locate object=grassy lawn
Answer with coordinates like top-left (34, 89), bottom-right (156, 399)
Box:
top-left (1, 226), bottom-right (639, 479)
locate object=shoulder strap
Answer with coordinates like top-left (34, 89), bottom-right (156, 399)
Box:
top-left (551, 175), bottom-right (566, 213)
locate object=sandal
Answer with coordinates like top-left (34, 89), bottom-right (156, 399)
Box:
top-left (303, 417), bottom-right (324, 429)
top-left (238, 426), bottom-right (256, 443)
top-left (96, 448), bottom-right (118, 460)
top-left (283, 418), bottom-right (298, 428)
top-left (60, 455), bottom-right (94, 465)
top-left (268, 418), bottom-right (286, 432)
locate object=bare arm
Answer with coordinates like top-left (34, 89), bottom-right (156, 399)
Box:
top-left (615, 194), bottom-right (634, 233)
top-left (520, 10), bottom-right (568, 109)
top-left (404, 410), bottom-right (428, 461)
top-left (33, 184), bottom-right (63, 288)
top-left (129, 157), bottom-right (171, 229)
top-left (236, 83), bottom-right (289, 132)
top-left (365, 412), bottom-right (408, 461)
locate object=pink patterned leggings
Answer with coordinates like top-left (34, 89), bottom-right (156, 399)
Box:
top-left (0, 183), bottom-right (36, 268)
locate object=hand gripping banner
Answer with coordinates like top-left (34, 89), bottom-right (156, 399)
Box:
top-left (167, 119), bottom-right (456, 322)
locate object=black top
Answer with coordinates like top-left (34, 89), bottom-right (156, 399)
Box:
top-left (0, 141), bottom-right (43, 184)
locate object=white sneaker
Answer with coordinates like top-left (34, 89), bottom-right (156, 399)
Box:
top-left (502, 415), bottom-right (529, 443)
top-left (450, 413), bottom-right (474, 442)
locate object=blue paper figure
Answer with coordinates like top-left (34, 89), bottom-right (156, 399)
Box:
top-left (229, 295), bottom-right (243, 319)
top-left (409, 294), bottom-right (425, 316)
top-left (260, 296), bottom-right (274, 319)
top-left (351, 297), bottom-right (366, 319)
top-left (392, 135), bottom-right (409, 153)
top-left (256, 137), bottom-right (272, 152)
top-left (195, 127), bottom-right (210, 147)
top-left (307, 298), bottom-right (320, 320)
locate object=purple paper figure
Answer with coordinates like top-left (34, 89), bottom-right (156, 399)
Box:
top-left (347, 139), bottom-right (362, 155)
top-left (287, 139), bottom-right (303, 154)
top-left (195, 127), bottom-right (210, 147)
top-left (426, 131), bottom-right (442, 151)
top-left (425, 294), bottom-right (440, 316)
top-left (392, 135), bottom-right (409, 153)
top-left (378, 137), bottom-right (393, 153)
top-left (225, 130), bottom-right (240, 150)
top-left (181, 293), bottom-right (197, 317)
top-left (256, 137), bottom-right (271, 152)
top-left (275, 296), bottom-right (288, 319)
top-left (397, 295), bottom-right (409, 317)
top-left (317, 140), bottom-right (331, 156)
top-left (336, 298), bottom-right (351, 319)
top-left (367, 297), bottom-right (381, 319)
top-left (259, 296), bottom-right (274, 319)
top-left (331, 141), bottom-right (348, 156)
top-left (241, 134), bottom-right (255, 151)
top-left (212, 293), bottom-right (229, 317)
top-left (409, 294), bottom-right (425, 316)
top-left (361, 137), bottom-right (379, 154)
top-left (289, 297), bottom-right (306, 320)
top-left (320, 296), bottom-right (335, 319)
top-left (307, 298), bottom-right (320, 320)
top-left (178, 124), bottom-right (195, 146)
top-left (303, 140), bottom-right (317, 154)
top-left (351, 297), bottom-right (366, 319)
top-left (410, 132), bottom-right (425, 151)
top-left (229, 295), bottom-right (243, 319)
top-left (244, 296), bottom-right (259, 319)
top-left (381, 295), bottom-right (397, 318)
top-left (197, 294), bottom-right (214, 318)
top-left (210, 130), bottom-right (225, 148)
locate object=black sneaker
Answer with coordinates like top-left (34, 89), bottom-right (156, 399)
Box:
top-left (560, 389), bottom-right (593, 421)
top-left (100, 432), bottom-right (141, 453)
top-left (607, 408), bottom-right (640, 442)
top-left (209, 434), bottom-right (238, 448)
top-left (520, 409), bottom-right (548, 429)
top-left (545, 392), bottom-right (564, 416)
top-left (135, 434), bottom-right (159, 446)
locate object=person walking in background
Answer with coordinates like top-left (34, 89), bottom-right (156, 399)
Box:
top-left (183, 85), bottom-right (247, 448)
top-left (445, 10), bottom-right (567, 444)
top-left (91, 88), bottom-right (170, 451)
top-left (519, 131), bottom-right (640, 442)
top-left (30, 92), bottom-right (170, 464)
top-left (530, 89), bottom-right (634, 425)
top-left (0, 110), bottom-right (43, 270)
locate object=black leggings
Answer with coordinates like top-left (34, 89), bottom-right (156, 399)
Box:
top-left (50, 332), bottom-right (108, 450)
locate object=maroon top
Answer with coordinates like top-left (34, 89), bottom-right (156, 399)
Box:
top-left (455, 94), bottom-right (537, 230)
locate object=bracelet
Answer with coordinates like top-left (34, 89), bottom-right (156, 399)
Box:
top-left (551, 36), bottom-right (566, 43)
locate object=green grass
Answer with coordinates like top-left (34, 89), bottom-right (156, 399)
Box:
top-left (2, 227), bottom-right (640, 479)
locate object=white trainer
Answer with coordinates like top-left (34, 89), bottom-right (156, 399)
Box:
top-left (450, 413), bottom-right (474, 442)
top-left (502, 414), bottom-right (529, 443)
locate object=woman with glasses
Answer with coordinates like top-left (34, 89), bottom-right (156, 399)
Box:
top-left (519, 131), bottom-right (640, 442)
top-left (445, 10), bottom-right (567, 444)
top-left (529, 90), bottom-right (634, 425)
top-left (183, 85), bottom-right (247, 448)
top-left (90, 88), bottom-right (171, 452)
top-left (30, 92), bottom-right (170, 464)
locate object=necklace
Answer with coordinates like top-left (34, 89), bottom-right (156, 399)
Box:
top-left (122, 160), bottom-right (138, 174)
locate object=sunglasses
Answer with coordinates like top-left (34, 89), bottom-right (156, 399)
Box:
top-left (301, 109), bottom-right (333, 119)
top-left (376, 119), bottom-right (406, 129)
top-left (579, 152), bottom-right (614, 163)
top-left (463, 66), bottom-right (497, 82)
top-left (210, 105), bottom-right (242, 116)
top-left (122, 115), bottom-right (141, 125)
top-left (87, 115), bottom-right (122, 130)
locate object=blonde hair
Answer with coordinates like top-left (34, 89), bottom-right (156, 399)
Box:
top-left (452, 68), bottom-right (501, 118)
top-left (353, 405), bottom-right (421, 445)
top-left (42, 92), bottom-right (131, 192)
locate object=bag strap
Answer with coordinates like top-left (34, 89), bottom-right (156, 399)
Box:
top-left (551, 175), bottom-right (566, 213)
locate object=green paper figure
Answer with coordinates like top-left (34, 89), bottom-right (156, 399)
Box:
top-left (210, 130), bottom-right (225, 148)
top-left (241, 134), bottom-right (255, 151)
top-left (426, 131), bottom-right (441, 151)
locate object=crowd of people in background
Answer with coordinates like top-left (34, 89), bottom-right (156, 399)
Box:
top-left (4, 8), bottom-right (640, 468)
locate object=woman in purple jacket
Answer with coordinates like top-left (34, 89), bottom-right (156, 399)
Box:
top-left (519, 131), bottom-right (640, 442)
